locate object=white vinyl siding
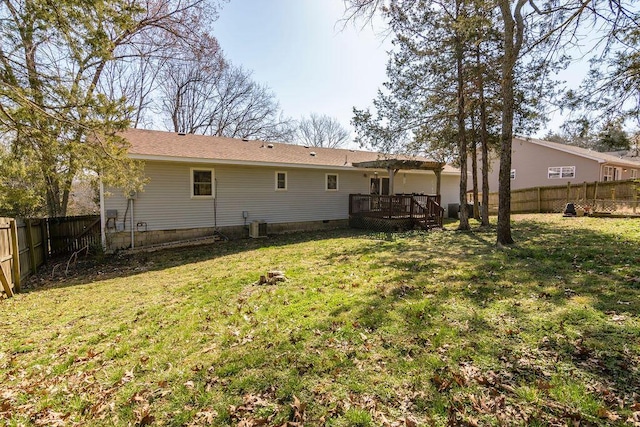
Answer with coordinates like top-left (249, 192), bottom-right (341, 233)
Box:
top-left (548, 166), bottom-right (575, 179)
top-left (275, 171), bottom-right (287, 191)
top-left (104, 161), bottom-right (459, 231)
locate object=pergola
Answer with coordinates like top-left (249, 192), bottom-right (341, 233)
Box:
top-left (352, 159), bottom-right (446, 196)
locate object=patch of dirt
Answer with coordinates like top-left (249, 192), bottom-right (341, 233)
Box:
top-left (21, 253), bottom-right (148, 292)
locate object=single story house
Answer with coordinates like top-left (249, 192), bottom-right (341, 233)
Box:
top-left (476, 137), bottom-right (640, 192)
top-left (101, 129), bottom-right (460, 250)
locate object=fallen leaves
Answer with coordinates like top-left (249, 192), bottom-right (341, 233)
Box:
top-left (189, 409), bottom-right (218, 426)
top-left (597, 407), bottom-right (620, 422)
top-left (133, 403), bottom-right (155, 426)
top-left (228, 393), bottom-right (305, 427)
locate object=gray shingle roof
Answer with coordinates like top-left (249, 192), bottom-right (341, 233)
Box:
top-left (521, 137), bottom-right (640, 167)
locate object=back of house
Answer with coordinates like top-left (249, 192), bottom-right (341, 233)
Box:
top-left (102, 129), bottom-right (460, 251)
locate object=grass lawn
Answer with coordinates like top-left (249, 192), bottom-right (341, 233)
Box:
top-left (1, 214), bottom-right (639, 426)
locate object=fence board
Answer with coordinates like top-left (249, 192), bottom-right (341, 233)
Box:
top-left (10, 220), bottom-right (20, 291)
top-left (0, 218), bottom-right (16, 297)
top-left (0, 217), bottom-right (49, 297)
top-left (15, 219), bottom-right (32, 282)
top-left (48, 215), bottom-right (100, 257)
top-left (0, 264), bottom-right (13, 297)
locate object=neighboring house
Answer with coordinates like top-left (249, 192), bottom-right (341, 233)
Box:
top-left (476, 137), bottom-right (640, 192)
top-left (102, 129), bottom-right (460, 250)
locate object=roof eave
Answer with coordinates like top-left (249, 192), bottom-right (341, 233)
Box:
top-left (524, 138), bottom-right (606, 163)
top-left (129, 154), bottom-right (460, 174)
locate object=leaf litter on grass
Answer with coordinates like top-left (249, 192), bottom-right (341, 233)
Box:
top-left (1, 216), bottom-right (639, 425)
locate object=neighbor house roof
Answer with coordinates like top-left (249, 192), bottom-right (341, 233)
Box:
top-left (120, 129), bottom-right (459, 174)
top-left (519, 137), bottom-right (640, 168)
top-left (604, 149), bottom-right (640, 163)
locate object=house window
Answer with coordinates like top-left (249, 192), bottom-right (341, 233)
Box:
top-left (631, 169), bottom-right (638, 179)
top-left (191, 168), bottom-right (214, 197)
top-left (275, 171), bottom-right (287, 191)
top-left (326, 173), bottom-right (338, 191)
top-left (548, 166), bottom-right (575, 179)
top-left (603, 166), bottom-right (621, 181)
top-left (510, 169), bottom-right (516, 179)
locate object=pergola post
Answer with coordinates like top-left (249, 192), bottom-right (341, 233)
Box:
top-left (434, 167), bottom-right (443, 196)
top-left (387, 167), bottom-right (399, 195)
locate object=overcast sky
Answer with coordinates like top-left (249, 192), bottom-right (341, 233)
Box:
top-left (214, 0), bottom-right (584, 146)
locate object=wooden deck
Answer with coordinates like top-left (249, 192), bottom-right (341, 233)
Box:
top-left (349, 194), bottom-right (444, 231)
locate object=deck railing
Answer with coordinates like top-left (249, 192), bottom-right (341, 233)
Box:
top-left (349, 194), bottom-right (444, 228)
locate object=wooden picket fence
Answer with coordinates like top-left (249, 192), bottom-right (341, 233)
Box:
top-left (475, 179), bottom-right (640, 215)
top-left (0, 215), bottom-right (100, 298)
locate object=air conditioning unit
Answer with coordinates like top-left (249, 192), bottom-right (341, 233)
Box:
top-left (249, 221), bottom-right (267, 238)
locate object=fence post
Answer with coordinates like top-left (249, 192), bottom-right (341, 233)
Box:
top-left (25, 219), bottom-right (37, 274)
top-left (566, 182), bottom-right (571, 204)
top-left (593, 181), bottom-right (599, 211)
top-left (40, 219), bottom-right (48, 264)
top-left (9, 219), bottom-right (20, 292)
top-left (537, 187), bottom-right (541, 213)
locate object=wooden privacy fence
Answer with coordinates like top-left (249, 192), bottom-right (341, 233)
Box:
top-left (48, 215), bottom-right (101, 257)
top-left (0, 218), bottom-right (45, 297)
top-left (0, 215), bottom-right (100, 298)
top-left (476, 179), bottom-right (640, 215)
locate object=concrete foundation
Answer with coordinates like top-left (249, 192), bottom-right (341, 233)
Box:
top-left (105, 219), bottom-right (349, 251)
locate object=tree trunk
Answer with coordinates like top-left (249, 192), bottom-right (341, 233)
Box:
top-left (496, 0), bottom-right (526, 245)
top-left (481, 131), bottom-right (490, 227)
top-left (477, 45), bottom-right (490, 227)
top-left (470, 121), bottom-right (480, 220)
top-left (455, 0), bottom-right (470, 231)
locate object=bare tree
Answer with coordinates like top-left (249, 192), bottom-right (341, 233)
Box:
top-left (160, 61), bottom-right (295, 142)
top-left (296, 113), bottom-right (350, 148)
top-left (0, 0), bottom-right (223, 217)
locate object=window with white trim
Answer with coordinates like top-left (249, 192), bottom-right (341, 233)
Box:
top-left (631, 169), bottom-right (638, 179)
top-left (326, 173), bottom-right (338, 191)
top-left (275, 171), bottom-right (287, 191)
top-left (548, 166), bottom-right (575, 179)
top-left (510, 169), bottom-right (516, 179)
top-left (191, 168), bottom-right (214, 197)
top-left (603, 166), bottom-right (622, 181)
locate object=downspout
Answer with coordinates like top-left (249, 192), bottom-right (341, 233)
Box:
top-left (214, 178), bottom-right (218, 230)
top-left (99, 179), bottom-right (106, 251)
top-left (130, 198), bottom-right (135, 249)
